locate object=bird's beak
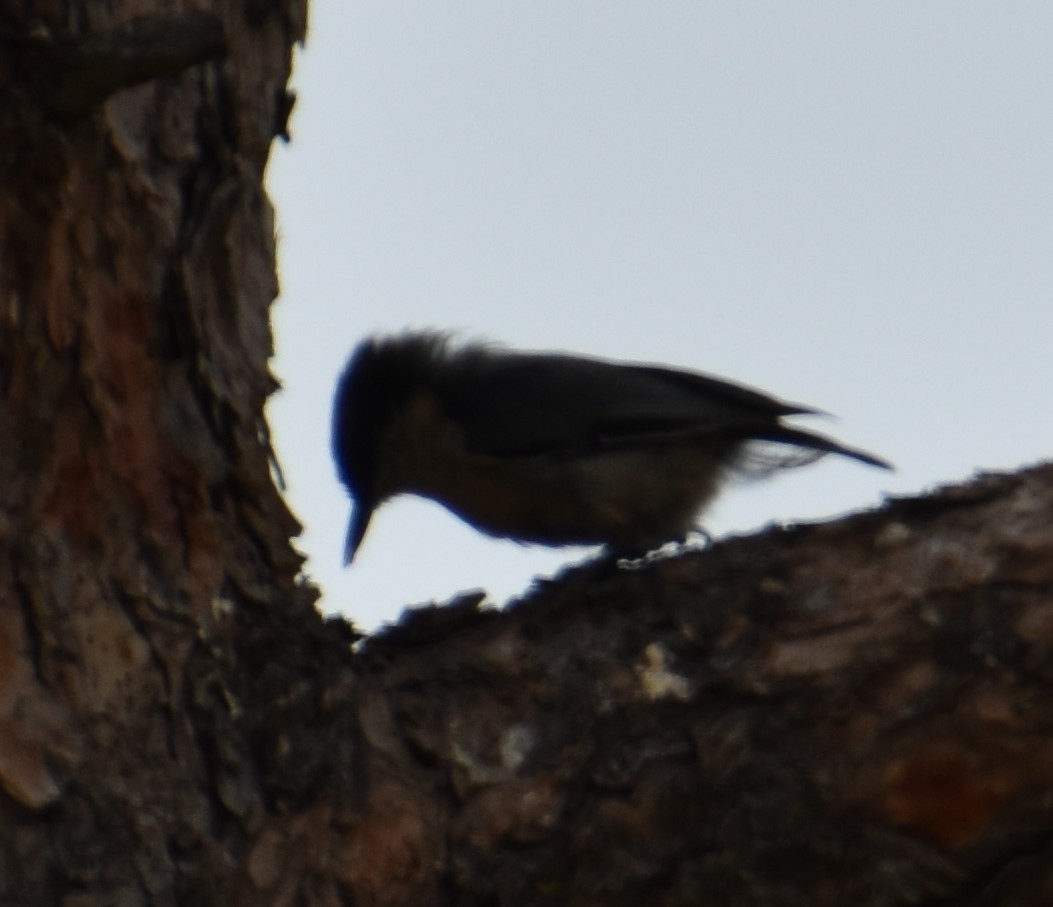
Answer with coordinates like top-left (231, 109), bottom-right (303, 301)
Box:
top-left (343, 502), bottom-right (375, 565)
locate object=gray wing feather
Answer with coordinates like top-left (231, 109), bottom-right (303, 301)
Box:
top-left (438, 352), bottom-right (815, 458)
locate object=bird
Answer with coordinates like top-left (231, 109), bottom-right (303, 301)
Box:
top-left (332, 331), bottom-right (891, 564)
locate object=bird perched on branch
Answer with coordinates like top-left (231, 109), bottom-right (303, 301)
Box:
top-left (332, 331), bottom-right (891, 564)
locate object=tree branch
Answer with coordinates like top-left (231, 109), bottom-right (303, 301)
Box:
top-left (5, 13), bottom-right (227, 118)
top-left (229, 464), bottom-right (1053, 905)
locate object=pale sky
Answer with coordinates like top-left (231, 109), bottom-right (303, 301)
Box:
top-left (267, 2), bottom-right (1053, 632)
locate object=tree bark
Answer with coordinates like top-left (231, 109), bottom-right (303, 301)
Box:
top-left (337, 466), bottom-right (1053, 907)
top-left (1, 2), bottom-right (313, 903)
top-left (2, 3), bottom-right (1053, 906)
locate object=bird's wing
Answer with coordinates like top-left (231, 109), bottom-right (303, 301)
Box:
top-left (439, 352), bottom-right (809, 458)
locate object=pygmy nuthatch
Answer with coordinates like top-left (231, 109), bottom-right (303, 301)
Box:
top-left (332, 331), bottom-right (891, 563)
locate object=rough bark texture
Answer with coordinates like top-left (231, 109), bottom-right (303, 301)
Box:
top-left (2, 3), bottom-right (1053, 906)
top-left (0, 1), bottom-right (314, 903)
top-left (338, 466), bottom-right (1053, 907)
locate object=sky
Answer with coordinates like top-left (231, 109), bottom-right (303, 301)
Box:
top-left (266, 2), bottom-right (1053, 633)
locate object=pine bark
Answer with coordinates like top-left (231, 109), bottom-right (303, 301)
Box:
top-left (2, 3), bottom-right (1052, 906)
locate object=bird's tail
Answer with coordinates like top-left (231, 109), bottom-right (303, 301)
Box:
top-left (753, 425), bottom-right (893, 470)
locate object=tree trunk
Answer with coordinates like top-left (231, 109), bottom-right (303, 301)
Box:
top-left (2, 4), bottom-right (1053, 906)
